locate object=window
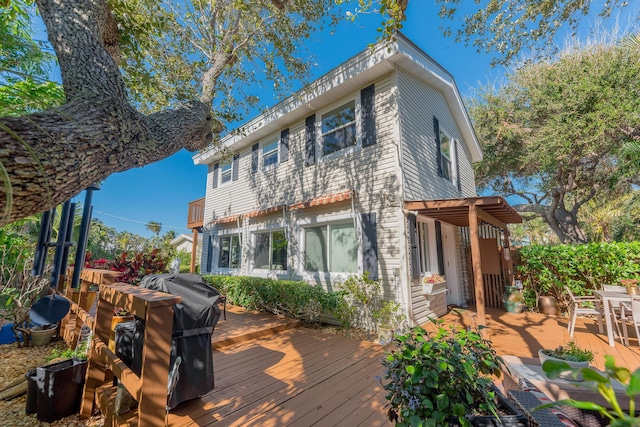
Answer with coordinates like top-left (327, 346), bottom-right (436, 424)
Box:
top-left (220, 161), bottom-right (232, 184)
top-left (418, 222), bottom-right (430, 274)
top-left (304, 223), bottom-right (357, 273)
top-left (218, 235), bottom-right (241, 269)
top-left (321, 100), bottom-right (356, 156)
top-left (439, 130), bottom-right (452, 182)
top-left (254, 231), bottom-right (287, 270)
top-left (263, 139), bottom-right (278, 168)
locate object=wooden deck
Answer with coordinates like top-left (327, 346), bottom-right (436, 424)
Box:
top-left (161, 305), bottom-right (640, 426)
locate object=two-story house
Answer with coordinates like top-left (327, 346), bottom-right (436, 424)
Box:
top-left (190, 33), bottom-right (521, 326)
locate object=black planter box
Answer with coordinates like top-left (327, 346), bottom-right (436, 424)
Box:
top-left (25, 358), bottom-right (89, 423)
top-left (446, 386), bottom-right (528, 427)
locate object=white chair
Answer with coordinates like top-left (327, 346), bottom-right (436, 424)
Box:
top-left (565, 285), bottom-right (604, 337)
top-left (603, 284), bottom-right (627, 343)
top-left (619, 295), bottom-right (640, 346)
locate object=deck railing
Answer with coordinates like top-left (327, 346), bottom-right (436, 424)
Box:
top-left (187, 197), bottom-right (205, 229)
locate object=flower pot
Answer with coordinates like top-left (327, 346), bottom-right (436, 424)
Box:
top-left (504, 301), bottom-right (524, 314)
top-left (538, 349), bottom-right (589, 381)
top-left (538, 295), bottom-right (560, 315)
top-left (377, 327), bottom-right (394, 345)
top-left (30, 325), bottom-right (57, 346)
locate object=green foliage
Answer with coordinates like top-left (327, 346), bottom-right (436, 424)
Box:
top-left (436, 0), bottom-right (630, 66)
top-left (539, 356), bottom-right (640, 426)
top-left (338, 272), bottom-right (383, 332)
top-left (541, 341), bottom-right (594, 363)
top-left (470, 40), bottom-right (640, 244)
top-left (381, 322), bottom-right (504, 426)
top-left (372, 300), bottom-right (405, 330)
top-left (202, 275), bottom-right (346, 324)
top-left (109, 248), bottom-right (168, 284)
top-left (516, 242), bottom-right (640, 312)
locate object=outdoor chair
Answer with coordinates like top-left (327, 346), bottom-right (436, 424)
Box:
top-left (564, 286), bottom-right (604, 337)
top-left (619, 295), bottom-right (640, 347)
top-left (602, 284), bottom-right (627, 343)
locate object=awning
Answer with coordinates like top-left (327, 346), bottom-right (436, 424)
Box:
top-left (290, 190), bottom-right (353, 210)
top-left (404, 196), bottom-right (522, 228)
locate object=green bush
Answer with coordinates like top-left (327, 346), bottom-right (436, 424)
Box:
top-left (202, 275), bottom-right (346, 323)
top-left (516, 242), bottom-right (640, 312)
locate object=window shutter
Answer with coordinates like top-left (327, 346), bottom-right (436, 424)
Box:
top-left (212, 163), bottom-right (219, 188)
top-left (204, 232), bottom-right (213, 273)
top-left (408, 214), bottom-right (420, 280)
top-left (361, 84), bottom-right (376, 147)
top-left (305, 114), bottom-right (316, 166)
top-left (232, 154), bottom-right (239, 181)
top-left (361, 212), bottom-right (378, 281)
top-left (280, 128), bottom-right (289, 162)
top-left (251, 143), bottom-right (259, 173)
top-left (454, 140), bottom-right (461, 191)
top-left (433, 117), bottom-right (443, 177)
top-left (435, 221), bottom-right (444, 275)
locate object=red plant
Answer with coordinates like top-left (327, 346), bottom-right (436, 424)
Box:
top-left (83, 251), bottom-right (109, 269)
top-left (109, 249), bottom-right (168, 284)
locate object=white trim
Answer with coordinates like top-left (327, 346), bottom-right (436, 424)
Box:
top-left (219, 161), bottom-right (232, 187)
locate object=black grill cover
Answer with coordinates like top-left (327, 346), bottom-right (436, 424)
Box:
top-left (130, 273), bottom-right (222, 408)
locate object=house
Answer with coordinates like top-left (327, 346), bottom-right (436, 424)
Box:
top-left (170, 233), bottom-right (202, 260)
top-left (190, 33), bottom-right (521, 326)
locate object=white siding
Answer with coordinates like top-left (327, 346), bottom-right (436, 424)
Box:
top-left (397, 68), bottom-right (477, 201)
top-left (203, 76), bottom-right (404, 297)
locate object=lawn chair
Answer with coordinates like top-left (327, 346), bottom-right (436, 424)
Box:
top-left (619, 295), bottom-right (640, 347)
top-left (565, 286), bottom-right (604, 337)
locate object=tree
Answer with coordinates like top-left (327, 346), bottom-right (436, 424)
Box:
top-left (0, 0), bottom-right (355, 226)
top-left (470, 39), bottom-right (640, 244)
top-left (145, 221), bottom-right (162, 236)
top-left (435, 0), bottom-right (634, 65)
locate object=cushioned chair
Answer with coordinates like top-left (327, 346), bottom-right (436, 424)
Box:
top-left (565, 286), bottom-right (604, 337)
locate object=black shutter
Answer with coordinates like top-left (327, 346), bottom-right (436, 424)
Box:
top-left (205, 232), bottom-right (214, 273)
top-left (305, 114), bottom-right (316, 166)
top-left (280, 128), bottom-right (289, 162)
top-left (435, 221), bottom-right (444, 275)
top-left (408, 214), bottom-right (420, 280)
top-left (454, 140), bottom-right (461, 191)
top-left (361, 212), bottom-right (378, 281)
top-left (232, 154), bottom-right (239, 181)
top-left (251, 143), bottom-right (259, 173)
top-left (212, 163), bottom-right (219, 188)
top-left (361, 84), bottom-right (376, 147)
top-left (434, 117), bottom-right (443, 177)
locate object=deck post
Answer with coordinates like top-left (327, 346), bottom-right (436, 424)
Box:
top-left (469, 203), bottom-right (486, 326)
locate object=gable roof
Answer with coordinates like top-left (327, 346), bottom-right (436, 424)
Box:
top-left (193, 33), bottom-right (481, 166)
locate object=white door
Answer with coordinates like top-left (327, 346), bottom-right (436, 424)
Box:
top-left (441, 223), bottom-right (461, 305)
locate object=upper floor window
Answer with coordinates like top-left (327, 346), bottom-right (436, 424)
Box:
top-left (321, 100), bottom-right (356, 156)
top-left (219, 235), bottom-right (241, 269)
top-left (439, 130), bottom-right (452, 182)
top-left (254, 230), bottom-right (287, 270)
top-left (220, 161), bottom-right (232, 184)
top-left (304, 222), bottom-right (357, 273)
top-left (263, 139), bottom-right (278, 168)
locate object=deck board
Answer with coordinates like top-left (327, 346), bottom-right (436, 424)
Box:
top-left (158, 305), bottom-right (640, 426)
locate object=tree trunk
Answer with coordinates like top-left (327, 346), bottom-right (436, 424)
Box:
top-left (0, 0), bottom-right (213, 226)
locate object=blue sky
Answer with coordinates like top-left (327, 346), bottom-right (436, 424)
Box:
top-left (66, 1), bottom-right (627, 238)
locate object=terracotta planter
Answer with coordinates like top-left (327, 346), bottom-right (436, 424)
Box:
top-left (30, 325), bottom-right (58, 346)
top-left (538, 295), bottom-right (560, 315)
top-left (538, 349), bottom-right (589, 381)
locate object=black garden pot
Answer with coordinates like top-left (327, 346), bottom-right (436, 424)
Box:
top-left (445, 385), bottom-right (528, 427)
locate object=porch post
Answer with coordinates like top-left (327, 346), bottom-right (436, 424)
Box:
top-left (468, 203), bottom-right (486, 326)
top-left (503, 227), bottom-right (515, 287)
top-left (190, 229), bottom-right (199, 273)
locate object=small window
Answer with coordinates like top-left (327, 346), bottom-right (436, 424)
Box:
top-left (218, 235), bottom-right (242, 268)
top-left (418, 222), bottom-right (430, 274)
top-left (254, 230), bottom-right (287, 270)
top-left (220, 161), bottom-right (232, 184)
top-left (321, 100), bottom-right (356, 156)
top-left (439, 130), bottom-right (452, 182)
top-left (263, 140), bottom-right (278, 168)
top-left (304, 223), bottom-right (357, 273)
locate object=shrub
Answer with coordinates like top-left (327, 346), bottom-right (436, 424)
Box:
top-left (109, 249), bottom-right (168, 284)
top-left (338, 272), bottom-right (383, 333)
top-left (202, 275), bottom-right (345, 323)
top-left (381, 322), bottom-right (504, 427)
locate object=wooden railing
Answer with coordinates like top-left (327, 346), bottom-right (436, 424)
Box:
top-left (187, 197), bottom-right (205, 229)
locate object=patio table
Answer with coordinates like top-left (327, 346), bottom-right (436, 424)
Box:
top-left (592, 290), bottom-right (631, 347)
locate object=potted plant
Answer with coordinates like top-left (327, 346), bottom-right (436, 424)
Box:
top-left (421, 273), bottom-right (446, 294)
top-left (109, 306), bottom-right (134, 351)
top-left (30, 323), bottom-right (58, 346)
top-left (504, 289), bottom-right (525, 314)
top-left (380, 321), bottom-right (526, 426)
top-left (372, 301), bottom-right (405, 344)
top-left (620, 278), bottom-right (639, 295)
top-left (538, 341), bottom-right (594, 381)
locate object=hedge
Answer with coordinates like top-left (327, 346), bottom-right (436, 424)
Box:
top-left (516, 242), bottom-right (640, 312)
top-left (202, 275), bottom-right (346, 323)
